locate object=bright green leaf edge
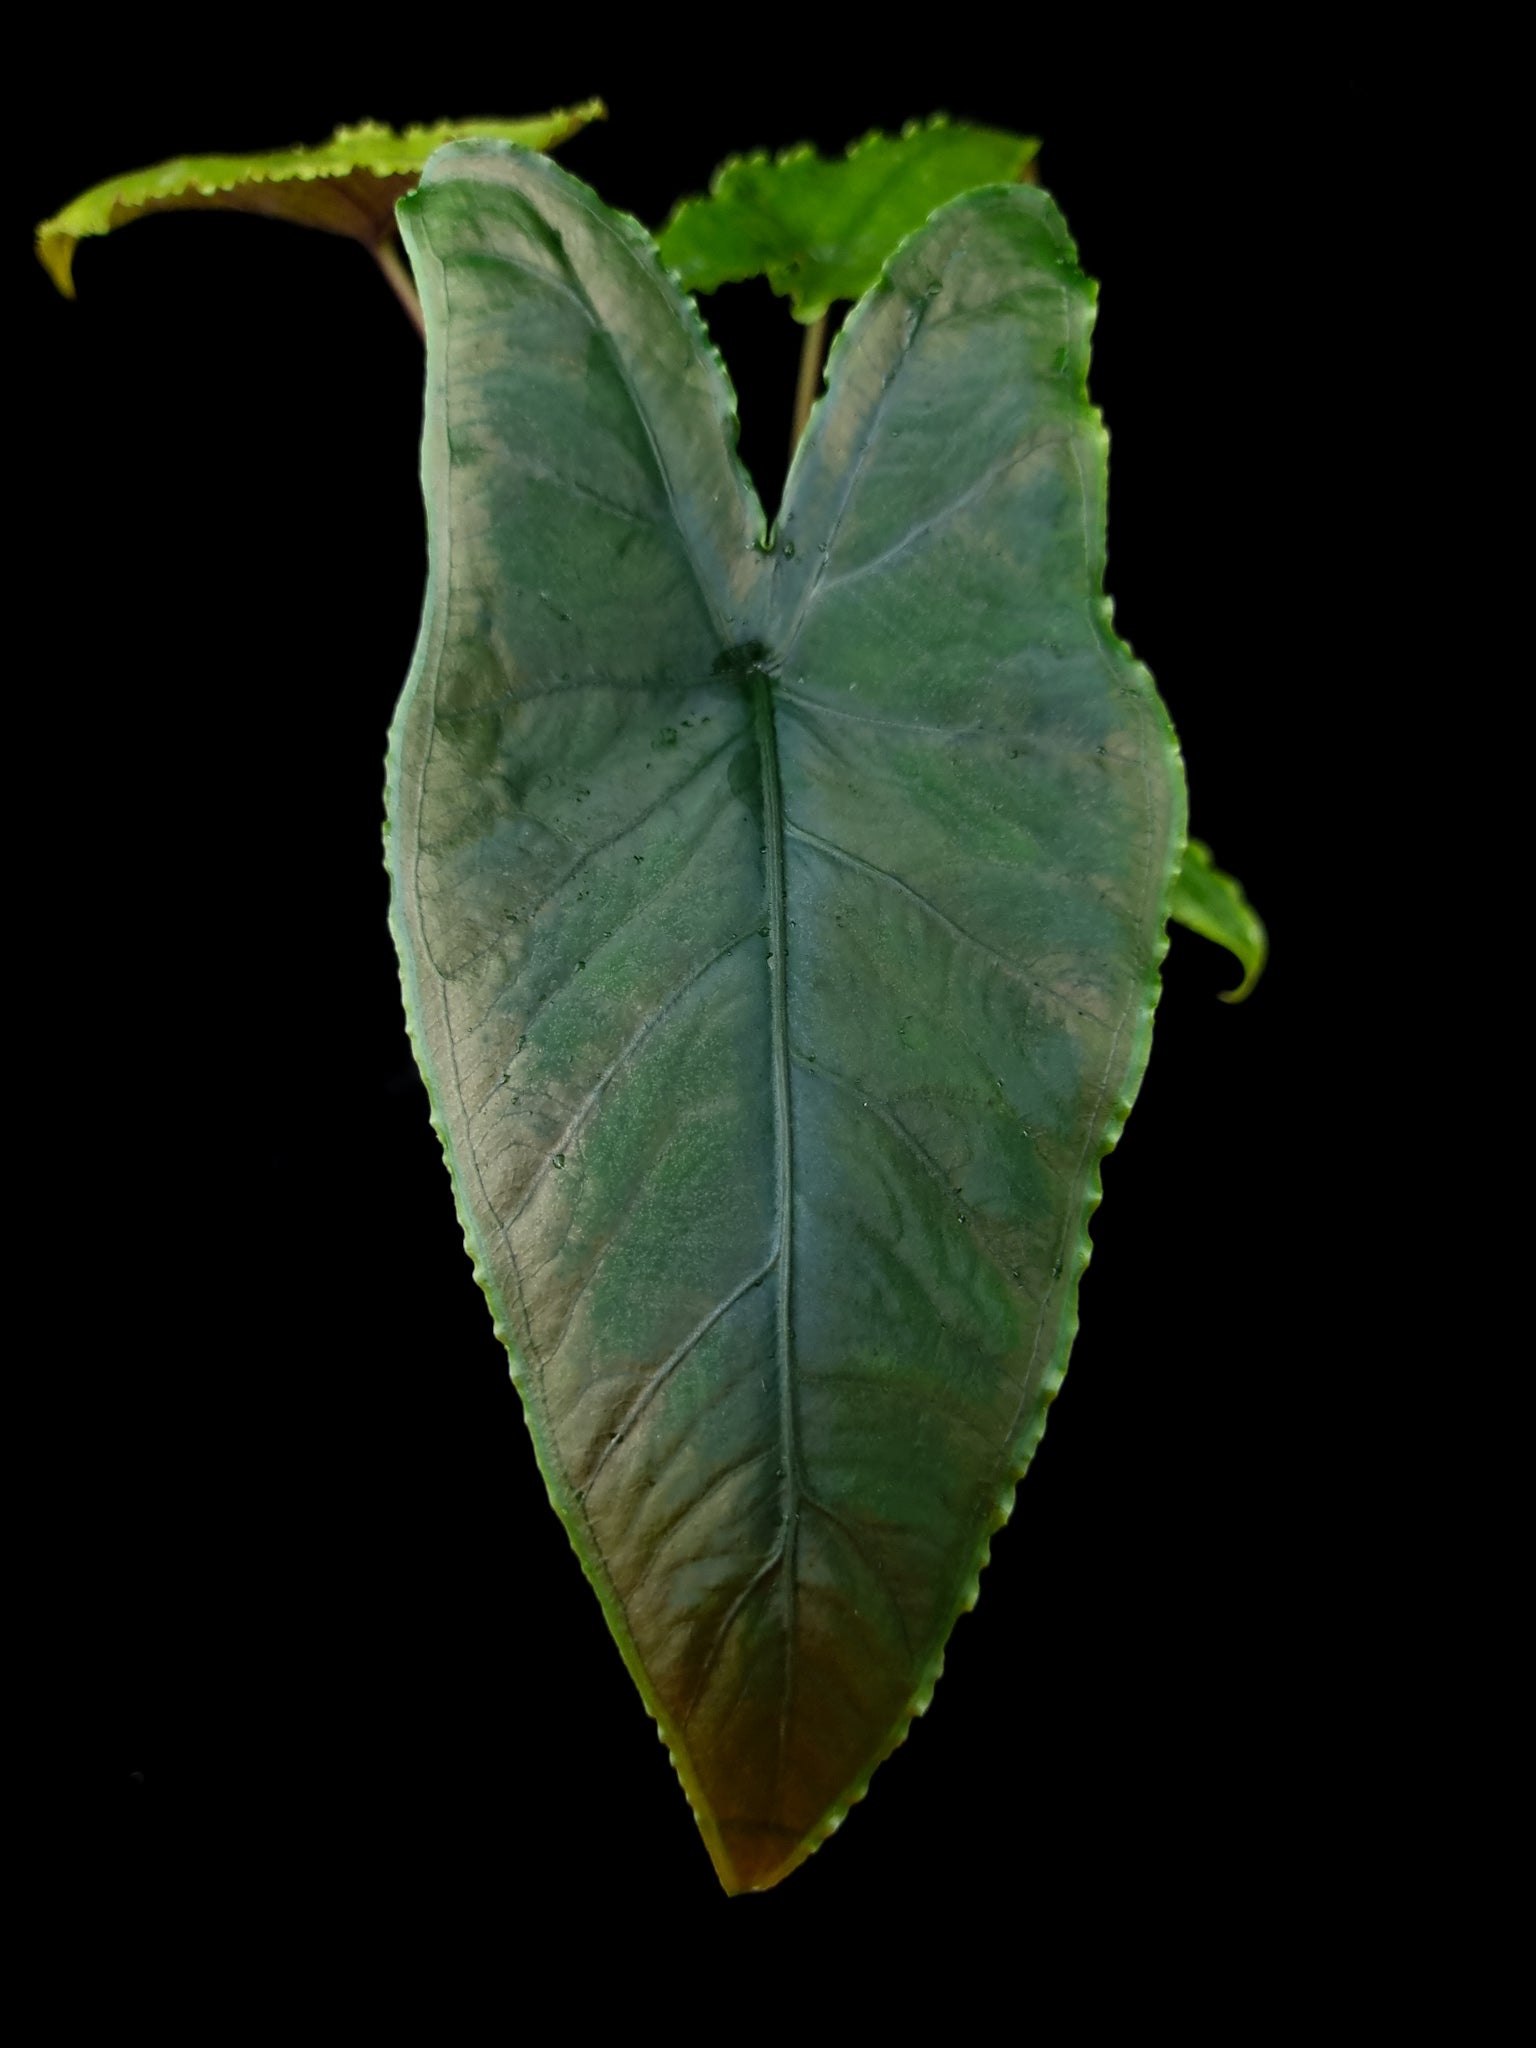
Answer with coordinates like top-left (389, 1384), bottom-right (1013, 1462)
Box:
top-left (656, 113), bottom-right (1039, 323)
top-left (387, 140), bottom-right (1187, 1892)
top-left (1168, 839), bottom-right (1267, 1001)
top-left (33, 103), bottom-right (605, 296)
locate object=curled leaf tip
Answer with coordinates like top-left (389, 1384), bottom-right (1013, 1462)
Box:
top-left (1168, 837), bottom-right (1267, 1001)
top-left (36, 231), bottom-right (77, 299)
top-left (1217, 947), bottom-right (1267, 1004)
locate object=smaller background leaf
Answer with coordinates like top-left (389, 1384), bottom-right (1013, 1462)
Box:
top-left (655, 113), bottom-right (1038, 322)
top-left (34, 104), bottom-right (605, 296)
top-left (1169, 839), bottom-right (1268, 1001)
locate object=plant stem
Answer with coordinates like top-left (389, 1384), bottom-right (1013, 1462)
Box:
top-left (789, 312), bottom-right (828, 462)
top-left (373, 235), bottom-right (426, 340)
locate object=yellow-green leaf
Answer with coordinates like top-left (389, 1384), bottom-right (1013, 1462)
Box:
top-left (1169, 839), bottom-right (1268, 1001)
top-left (34, 105), bottom-right (605, 297)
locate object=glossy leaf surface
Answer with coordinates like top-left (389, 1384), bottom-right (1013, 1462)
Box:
top-left (33, 105), bottom-right (603, 296)
top-left (1169, 838), bottom-right (1267, 1000)
top-left (388, 143), bottom-right (1184, 1891)
top-left (656, 114), bottom-right (1038, 322)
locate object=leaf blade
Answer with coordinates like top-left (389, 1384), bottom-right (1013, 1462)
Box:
top-left (390, 138), bottom-right (772, 1892)
top-left (736, 184), bottom-right (1185, 1884)
top-left (656, 113), bottom-right (1039, 322)
top-left (388, 144), bottom-right (1184, 1892)
top-left (33, 104), bottom-right (604, 296)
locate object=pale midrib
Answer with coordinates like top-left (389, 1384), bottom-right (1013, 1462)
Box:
top-left (751, 668), bottom-right (800, 1778)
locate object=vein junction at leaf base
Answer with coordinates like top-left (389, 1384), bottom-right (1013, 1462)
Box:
top-left (385, 142), bottom-right (1185, 1893)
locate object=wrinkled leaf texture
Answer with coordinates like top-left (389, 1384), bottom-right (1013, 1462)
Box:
top-left (387, 142), bottom-right (1186, 1892)
top-left (656, 113), bottom-right (1038, 324)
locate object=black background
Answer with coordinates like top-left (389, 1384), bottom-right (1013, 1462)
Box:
top-left (27, 41), bottom-right (1373, 1966)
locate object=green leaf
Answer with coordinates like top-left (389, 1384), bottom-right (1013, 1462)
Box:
top-left (655, 113), bottom-right (1039, 323)
top-left (33, 104), bottom-right (604, 297)
top-left (388, 142), bottom-right (1184, 1893)
top-left (1169, 838), bottom-right (1267, 1001)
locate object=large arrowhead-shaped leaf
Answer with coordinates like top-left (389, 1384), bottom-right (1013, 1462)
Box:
top-left (387, 143), bottom-right (1185, 1892)
top-left (656, 114), bottom-right (1038, 322)
top-left (33, 105), bottom-right (603, 297)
